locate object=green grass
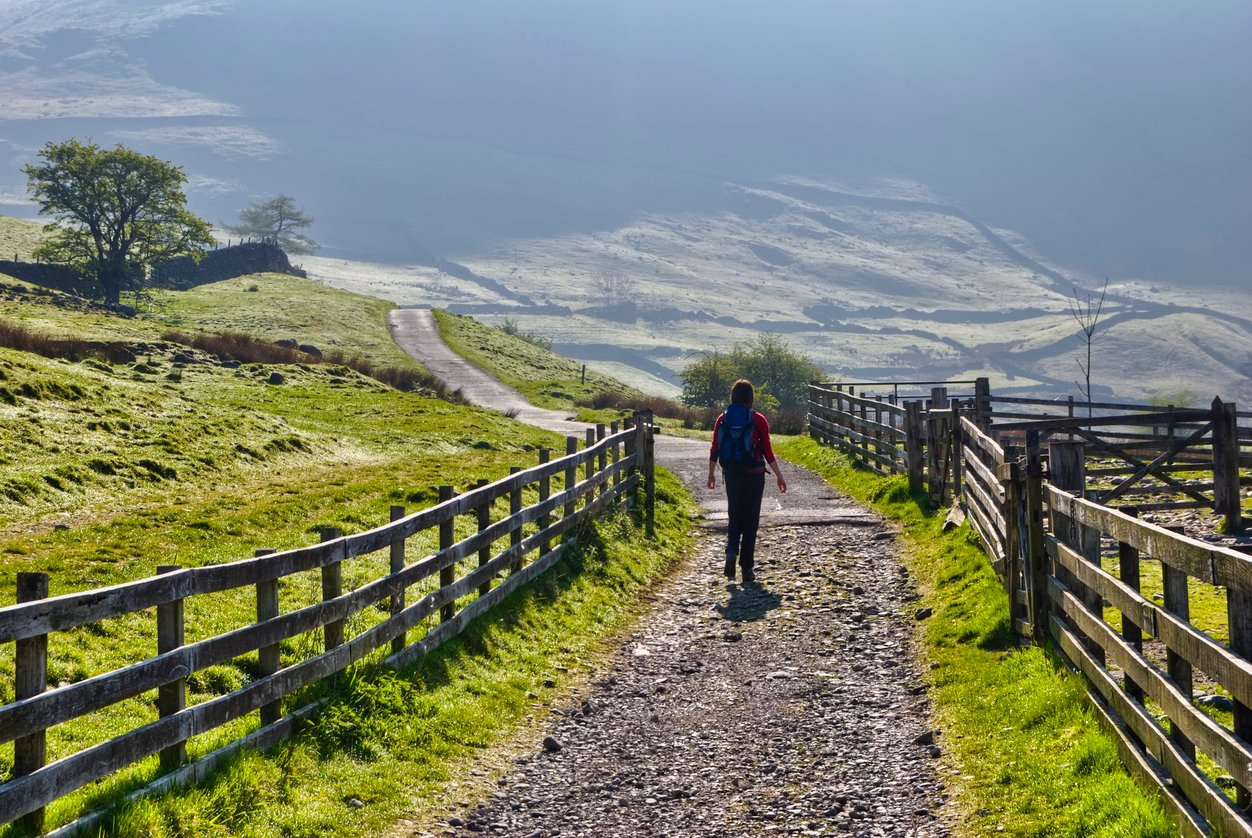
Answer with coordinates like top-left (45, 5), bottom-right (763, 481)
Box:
top-left (68, 470), bottom-right (696, 838)
top-left (0, 216), bottom-right (44, 262)
top-left (774, 436), bottom-right (1178, 838)
top-left (433, 309), bottom-right (639, 409)
top-left (0, 271), bottom-right (699, 836)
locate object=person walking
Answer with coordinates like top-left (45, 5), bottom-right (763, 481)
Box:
top-left (707, 379), bottom-right (787, 583)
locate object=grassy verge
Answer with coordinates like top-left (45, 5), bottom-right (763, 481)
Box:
top-left (432, 310), bottom-right (638, 409)
top-left (88, 470), bottom-right (696, 838)
top-left (774, 436), bottom-right (1177, 837)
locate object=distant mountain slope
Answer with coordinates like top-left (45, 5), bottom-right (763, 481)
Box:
top-left (305, 178), bottom-right (1252, 406)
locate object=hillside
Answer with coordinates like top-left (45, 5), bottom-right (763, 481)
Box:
top-left (303, 178), bottom-right (1252, 407)
top-left (0, 269), bottom-right (561, 541)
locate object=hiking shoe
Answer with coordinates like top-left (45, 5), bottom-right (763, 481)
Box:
top-left (741, 567), bottom-right (755, 585)
top-left (724, 552), bottom-right (736, 580)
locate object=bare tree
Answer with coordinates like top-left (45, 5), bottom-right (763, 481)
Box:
top-left (591, 266), bottom-right (634, 305)
top-left (1069, 278), bottom-right (1109, 418)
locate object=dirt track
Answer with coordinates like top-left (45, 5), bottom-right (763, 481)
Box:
top-left (388, 309), bottom-right (950, 836)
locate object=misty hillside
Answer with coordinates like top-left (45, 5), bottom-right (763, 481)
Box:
top-left (2, 1), bottom-right (1248, 406)
top-left (305, 178), bottom-right (1252, 406)
top-left (2, 1), bottom-right (1249, 292)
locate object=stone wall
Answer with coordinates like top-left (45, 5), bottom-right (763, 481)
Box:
top-left (0, 261), bottom-right (100, 297)
top-left (0, 241), bottom-right (306, 298)
top-left (151, 242), bottom-right (307, 290)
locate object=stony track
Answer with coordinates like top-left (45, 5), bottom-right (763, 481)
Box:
top-left (388, 310), bottom-right (952, 837)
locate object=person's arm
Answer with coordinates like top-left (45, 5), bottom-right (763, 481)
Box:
top-left (707, 415), bottom-right (721, 490)
top-left (768, 457), bottom-right (787, 494)
top-left (756, 413), bottom-right (787, 493)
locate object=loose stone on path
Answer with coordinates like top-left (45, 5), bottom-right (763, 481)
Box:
top-left (433, 512), bottom-right (950, 837)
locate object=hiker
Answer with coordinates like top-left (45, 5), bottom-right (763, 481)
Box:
top-left (707, 379), bottom-right (787, 583)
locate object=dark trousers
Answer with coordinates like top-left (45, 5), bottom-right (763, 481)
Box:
top-left (724, 470), bottom-right (766, 571)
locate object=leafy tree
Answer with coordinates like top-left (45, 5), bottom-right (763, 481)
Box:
top-left (681, 334), bottom-right (825, 411)
top-left (730, 333), bottom-right (826, 411)
top-left (225, 194), bottom-right (318, 254)
top-left (680, 349), bottom-right (739, 408)
top-left (23, 139), bottom-right (214, 306)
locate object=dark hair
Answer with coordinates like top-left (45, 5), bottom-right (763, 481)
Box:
top-left (730, 379), bottom-right (754, 407)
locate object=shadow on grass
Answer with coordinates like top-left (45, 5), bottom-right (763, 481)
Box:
top-left (977, 614), bottom-right (1017, 652)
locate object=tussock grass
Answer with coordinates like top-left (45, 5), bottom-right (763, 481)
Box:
top-left (775, 436), bottom-right (1178, 837)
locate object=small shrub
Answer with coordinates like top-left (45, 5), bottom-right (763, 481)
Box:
top-left (500, 316), bottom-right (552, 349)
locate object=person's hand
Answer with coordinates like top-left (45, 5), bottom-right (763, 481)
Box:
top-left (707, 475), bottom-right (717, 490)
top-left (777, 474), bottom-right (788, 494)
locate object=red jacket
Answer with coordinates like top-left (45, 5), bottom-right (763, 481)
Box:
top-left (709, 409), bottom-right (776, 473)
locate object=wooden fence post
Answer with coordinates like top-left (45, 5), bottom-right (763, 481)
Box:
top-left (509, 467), bottom-right (523, 573)
top-left (538, 450), bottom-right (552, 555)
top-left (642, 410), bottom-right (656, 537)
top-left (905, 400), bottom-right (924, 495)
top-left (610, 421), bottom-right (621, 493)
top-left (389, 505), bottom-right (407, 654)
top-left (156, 565), bottom-right (187, 770)
top-left (596, 423), bottom-right (607, 499)
top-left (949, 403), bottom-right (963, 503)
top-left (1212, 398), bottom-right (1242, 532)
top-left (807, 384), bottom-right (819, 443)
top-left (438, 487), bottom-right (455, 623)
top-left (974, 377), bottom-right (992, 429)
top-left (623, 417), bottom-right (637, 476)
top-left (1117, 509), bottom-right (1146, 708)
top-left (1162, 524), bottom-right (1196, 762)
top-left (585, 428), bottom-right (596, 504)
top-left (255, 549), bottom-right (281, 725)
top-left (857, 400), bottom-right (869, 466)
top-left (1024, 430), bottom-right (1048, 642)
top-left (476, 479), bottom-right (491, 597)
top-left (1000, 457), bottom-right (1021, 627)
top-left (320, 527), bottom-right (345, 649)
top-left (15, 572), bottom-right (49, 835)
top-left (1228, 577), bottom-right (1252, 809)
top-left (873, 396), bottom-right (884, 466)
top-left (1049, 440), bottom-right (1104, 666)
top-left (565, 437), bottom-right (579, 535)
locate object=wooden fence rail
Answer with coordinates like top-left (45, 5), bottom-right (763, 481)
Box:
top-left (809, 382), bottom-right (1252, 834)
top-left (0, 416), bottom-right (656, 836)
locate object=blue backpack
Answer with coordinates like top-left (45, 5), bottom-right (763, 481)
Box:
top-left (717, 403), bottom-right (760, 471)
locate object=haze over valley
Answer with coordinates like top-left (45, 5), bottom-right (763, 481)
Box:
top-left (1, 0), bottom-right (1248, 403)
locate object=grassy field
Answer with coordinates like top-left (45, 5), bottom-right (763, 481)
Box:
top-left (0, 269), bottom-right (697, 837)
top-left (432, 309), bottom-right (640, 409)
top-left (774, 436), bottom-right (1179, 838)
top-left (0, 216), bottom-right (44, 263)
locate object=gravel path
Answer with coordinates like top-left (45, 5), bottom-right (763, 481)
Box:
top-left (388, 310), bottom-right (952, 836)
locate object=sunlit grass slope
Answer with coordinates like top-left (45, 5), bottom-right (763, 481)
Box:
top-left (0, 272), bottom-right (696, 836)
top-left (0, 215), bottom-right (44, 262)
top-left (433, 309), bottom-right (640, 409)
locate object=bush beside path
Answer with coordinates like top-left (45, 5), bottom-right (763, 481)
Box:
top-left (388, 309), bottom-right (950, 836)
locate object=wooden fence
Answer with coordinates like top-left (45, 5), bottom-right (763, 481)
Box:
top-left (0, 417), bottom-right (656, 836)
top-left (808, 383), bottom-right (1252, 835)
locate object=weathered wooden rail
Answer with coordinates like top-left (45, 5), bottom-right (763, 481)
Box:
top-left (808, 382), bottom-right (1252, 835)
top-left (0, 417), bottom-right (656, 836)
